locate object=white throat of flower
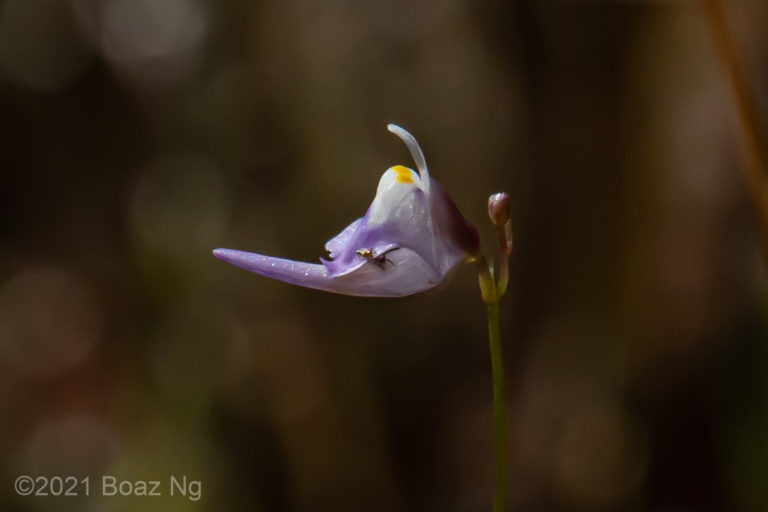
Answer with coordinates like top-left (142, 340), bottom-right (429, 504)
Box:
top-left (366, 125), bottom-right (432, 225)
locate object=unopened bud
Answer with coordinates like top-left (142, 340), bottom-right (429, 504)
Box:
top-left (487, 192), bottom-right (510, 227)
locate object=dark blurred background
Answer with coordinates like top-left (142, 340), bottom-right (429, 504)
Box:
top-left (1, 0), bottom-right (768, 511)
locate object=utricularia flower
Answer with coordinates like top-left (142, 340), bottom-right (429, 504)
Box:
top-left (213, 124), bottom-right (479, 297)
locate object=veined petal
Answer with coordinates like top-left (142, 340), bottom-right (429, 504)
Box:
top-left (213, 247), bottom-right (441, 297)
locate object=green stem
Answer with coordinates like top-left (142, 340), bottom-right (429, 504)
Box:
top-left (486, 299), bottom-right (506, 512)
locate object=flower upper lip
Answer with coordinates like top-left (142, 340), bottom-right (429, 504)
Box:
top-left (213, 124), bottom-right (479, 297)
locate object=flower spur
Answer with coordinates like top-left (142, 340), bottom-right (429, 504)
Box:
top-left (213, 124), bottom-right (479, 297)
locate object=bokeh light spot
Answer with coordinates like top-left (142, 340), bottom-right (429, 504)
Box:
top-left (0, 0), bottom-right (91, 93)
top-left (0, 267), bottom-right (102, 379)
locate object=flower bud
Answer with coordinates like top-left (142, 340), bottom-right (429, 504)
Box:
top-left (487, 192), bottom-right (510, 227)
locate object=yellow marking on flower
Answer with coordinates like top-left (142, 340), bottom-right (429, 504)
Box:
top-left (392, 165), bottom-right (414, 183)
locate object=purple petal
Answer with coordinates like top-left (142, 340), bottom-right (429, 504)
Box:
top-left (214, 248), bottom-right (329, 287)
top-left (428, 179), bottom-right (480, 271)
top-left (213, 247), bottom-right (441, 297)
top-left (324, 217), bottom-right (362, 259)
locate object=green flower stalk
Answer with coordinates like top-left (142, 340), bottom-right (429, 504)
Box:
top-left (478, 191), bottom-right (512, 512)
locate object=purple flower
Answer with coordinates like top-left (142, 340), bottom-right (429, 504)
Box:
top-left (213, 124), bottom-right (479, 297)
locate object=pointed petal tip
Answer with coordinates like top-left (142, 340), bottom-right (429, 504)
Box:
top-left (213, 248), bottom-right (241, 264)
